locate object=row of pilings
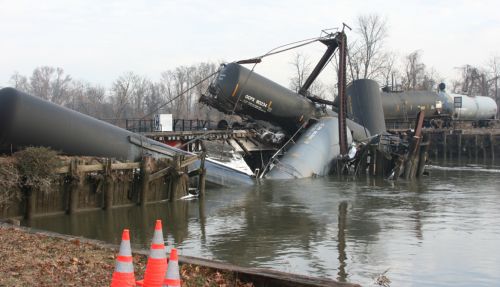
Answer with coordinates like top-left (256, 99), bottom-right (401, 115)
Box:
top-left (1, 153), bottom-right (206, 220)
top-left (423, 129), bottom-right (499, 161)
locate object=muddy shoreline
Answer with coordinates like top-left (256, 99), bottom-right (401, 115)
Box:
top-left (0, 222), bottom-right (358, 287)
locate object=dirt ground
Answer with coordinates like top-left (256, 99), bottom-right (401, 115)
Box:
top-left (0, 224), bottom-right (253, 287)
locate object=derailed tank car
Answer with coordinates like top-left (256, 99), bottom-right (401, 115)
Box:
top-left (200, 63), bottom-right (318, 134)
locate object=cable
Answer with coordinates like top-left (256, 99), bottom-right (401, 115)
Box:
top-left (225, 35), bottom-right (328, 136)
top-left (140, 69), bottom-right (220, 121)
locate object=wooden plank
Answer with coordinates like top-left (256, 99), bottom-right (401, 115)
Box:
top-left (179, 156), bottom-right (199, 168)
top-left (149, 166), bottom-right (174, 182)
top-left (179, 255), bottom-right (360, 287)
top-left (111, 162), bottom-right (141, 170)
top-left (55, 162), bottom-right (140, 174)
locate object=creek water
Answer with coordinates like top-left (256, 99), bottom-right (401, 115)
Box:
top-left (25, 160), bottom-right (500, 286)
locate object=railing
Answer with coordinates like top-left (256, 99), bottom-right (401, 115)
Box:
top-left (125, 119), bottom-right (216, 133)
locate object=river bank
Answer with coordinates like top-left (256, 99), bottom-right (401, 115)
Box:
top-left (0, 223), bottom-right (357, 287)
top-left (0, 223), bottom-right (252, 286)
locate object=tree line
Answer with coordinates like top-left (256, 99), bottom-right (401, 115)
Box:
top-left (290, 14), bottom-right (500, 101)
top-left (7, 63), bottom-right (222, 127)
top-left (4, 14), bottom-right (499, 125)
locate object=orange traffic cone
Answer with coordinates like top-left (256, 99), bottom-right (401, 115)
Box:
top-left (110, 229), bottom-right (136, 287)
top-left (137, 220), bottom-right (167, 287)
top-left (163, 248), bottom-right (181, 287)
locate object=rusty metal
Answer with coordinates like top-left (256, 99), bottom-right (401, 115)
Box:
top-left (337, 32), bottom-right (348, 155)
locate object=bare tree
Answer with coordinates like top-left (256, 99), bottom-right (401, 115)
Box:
top-left (28, 66), bottom-right (72, 105)
top-left (488, 56), bottom-right (499, 117)
top-left (421, 68), bottom-right (441, 91)
top-left (453, 65), bottom-right (489, 96)
top-left (30, 66), bottom-right (54, 100)
top-left (289, 52), bottom-right (325, 97)
top-left (9, 72), bottom-right (30, 92)
top-left (289, 52), bottom-right (311, 93)
top-left (402, 50), bottom-right (426, 90)
top-left (349, 14), bottom-right (388, 81)
top-left (379, 51), bottom-right (397, 89)
top-left (158, 70), bottom-right (177, 114)
top-left (110, 72), bottom-right (141, 119)
top-left (192, 62), bottom-right (219, 120)
top-left (51, 68), bottom-right (72, 105)
top-left (69, 80), bottom-right (107, 118)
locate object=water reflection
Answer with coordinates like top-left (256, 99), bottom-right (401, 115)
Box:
top-left (25, 160), bottom-right (500, 286)
top-left (337, 201), bottom-right (348, 282)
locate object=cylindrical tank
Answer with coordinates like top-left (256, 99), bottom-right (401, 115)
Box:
top-left (381, 91), bottom-right (441, 120)
top-left (346, 79), bottom-right (386, 135)
top-left (0, 88), bottom-right (146, 160)
top-left (0, 88), bottom-right (254, 187)
top-left (450, 94), bottom-right (497, 120)
top-left (265, 117), bottom-right (352, 179)
top-left (209, 63), bottom-right (316, 133)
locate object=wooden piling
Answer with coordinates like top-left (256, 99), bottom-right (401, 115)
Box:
top-left (375, 150), bottom-right (386, 177)
top-left (198, 141), bottom-right (207, 197)
top-left (67, 158), bottom-right (81, 214)
top-left (443, 133), bottom-right (447, 161)
top-left (368, 144), bottom-right (377, 176)
top-left (458, 133), bottom-right (462, 161)
top-left (404, 111), bottom-right (425, 180)
top-left (417, 142), bottom-right (430, 177)
top-left (475, 135), bottom-right (479, 161)
top-left (139, 156), bottom-right (153, 206)
top-left (490, 133), bottom-right (495, 160)
top-left (24, 189), bottom-right (35, 220)
top-left (103, 159), bottom-right (113, 210)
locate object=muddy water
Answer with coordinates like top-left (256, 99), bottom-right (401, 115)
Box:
top-left (26, 161), bottom-right (500, 286)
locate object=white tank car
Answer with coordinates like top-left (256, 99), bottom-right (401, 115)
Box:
top-left (448, 93), bottom-right (497, 120)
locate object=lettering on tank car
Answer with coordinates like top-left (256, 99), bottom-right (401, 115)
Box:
top-left (303, 123), bottom-right (325, 144)
top-left (242, 94), bottom-right (270, 113)
top-left (218, 70), bottom-right (228, 81)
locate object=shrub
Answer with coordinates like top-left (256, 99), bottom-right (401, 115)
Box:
top-left (13, 147), bottom-right (61, 193)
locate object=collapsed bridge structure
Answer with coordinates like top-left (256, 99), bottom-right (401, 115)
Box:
top-left (0, 29), bottom-right (429, 192)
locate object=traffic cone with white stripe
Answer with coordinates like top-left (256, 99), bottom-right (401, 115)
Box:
top-left (110, 229), bottom-right (136, 287)
top-left (163, 248), bottom-right (181, 287)
top-left (138, 220), bottom-right (167, 287)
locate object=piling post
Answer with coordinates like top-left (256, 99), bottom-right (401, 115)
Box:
top-left (490, 133), bottom-right (495, 160)
top-left (198, 140), bottom-right (207, 197)
top-left (375, 150), bottom-right (386, 177)
top-left (368, 144), bottom-right (377, 176)
top-left (482, 135), bottom-right (486, 161)
top-left (103, 158), bottom-right (114, 210)
top-left (67, 158), bottom-right (81, 214)
top-left (417, 141), bottom-right (430, 177)
top-left (458, 133), bottom-right (462, 161)
top-left (475, 135), bottom-right (479, 161)
top-left (139, 156), bottom-right (153, 206)
top-left (443, 132), bottom-right (447, 161)
top-left (404, 111), bottom-right (425, 180)
top-left (168, 156), bottom-right (184, 202)
top-left (24, 188), bottom-right (35, 220)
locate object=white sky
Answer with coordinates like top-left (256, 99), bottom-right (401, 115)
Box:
top-left (1, 0), bottom-right (499, 89)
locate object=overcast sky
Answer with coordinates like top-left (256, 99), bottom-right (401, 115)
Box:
top-left (1, 0), bottom-right (499, 89)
